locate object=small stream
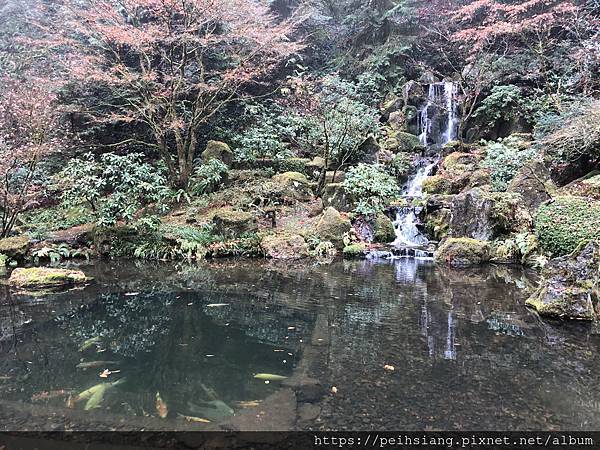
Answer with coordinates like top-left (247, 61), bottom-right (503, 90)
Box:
top-left (1, 259), bottom-right (600, 431)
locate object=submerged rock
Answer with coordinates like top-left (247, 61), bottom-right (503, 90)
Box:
top-left (261, 234), bottom-right (310, 260)
top-left (201, 140), bottom-right (234, 167)
top-left (315, 207), bottom-right (351, 248)
top-left (0, 236), bottom-right (31, 261)
top-left (9, 267), bottom-right (90, 289)
top-left (526, 241), bottom-right (599, 320)
top-left (435, 238), bottom-right (491, 267)
top-left (212, 209), bottom-right (257, 238)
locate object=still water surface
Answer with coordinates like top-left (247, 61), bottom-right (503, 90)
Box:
top-left (0, 258), bottom-right (597, 430)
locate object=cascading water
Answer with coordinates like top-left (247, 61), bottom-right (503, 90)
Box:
top-left (392, 80), bottom-right (458, 254)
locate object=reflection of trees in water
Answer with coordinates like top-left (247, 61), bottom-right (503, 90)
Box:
top-left (55, 293), bottom-right (176, 357)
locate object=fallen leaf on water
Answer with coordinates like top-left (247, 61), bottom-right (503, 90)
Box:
top-left (253, 373), bottom-right (287, 381)
top-left (238, 400), bottom-right (262, 408)
top-left (177, 413), bottom-right (211, 423)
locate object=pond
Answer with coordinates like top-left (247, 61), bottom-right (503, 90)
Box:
top-left (0, 258), bottom-right (599, 431)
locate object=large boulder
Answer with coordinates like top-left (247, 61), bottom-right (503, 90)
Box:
top-left (449, 188), bottom-right (531, 240)
top-left (435, 238), bottom-right (491, 267)
top-left (9, 267), bottom-right (90, 289)
top-left (507, 160), bottom-right (554, 210)
top-left (212, 209), bottom-right (257, 238)
top-left (272, 172), bottom-right (313, 201)
top-left (315, 207), bottom-right (351, 248)
top-left (0, 236), bottom-right (31, 261)
top-left (261, 234), bottom-right (310, 260)
top-left (201, 140), bottom-right (234, 167)
top-left (373, 214), bottom-right (396, 243)
top-left (322, 183), bottom-right (353, 212)
top-left (390, 132), bottom-right (421, 153)
top-left (526, 240), bottom-right (599, 320)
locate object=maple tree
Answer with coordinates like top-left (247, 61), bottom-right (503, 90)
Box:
top-left (0, 76), bottom-right (64, 237)
top-left (39, 0), bottom-right (303, 189)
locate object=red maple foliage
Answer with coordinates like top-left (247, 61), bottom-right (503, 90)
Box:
top-left (36, 0), bottom-right (304, 189)
top-left (0, 75), bottom-right (64, 237)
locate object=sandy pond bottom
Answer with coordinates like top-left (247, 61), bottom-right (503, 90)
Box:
top-left (0, 258), bottom-right (599, 432)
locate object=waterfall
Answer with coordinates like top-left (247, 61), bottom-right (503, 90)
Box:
top-left (392, 80), bottom-right (458, 251)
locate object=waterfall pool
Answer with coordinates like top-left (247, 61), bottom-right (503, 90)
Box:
top-left (1, 259), bottom-right (599, 431)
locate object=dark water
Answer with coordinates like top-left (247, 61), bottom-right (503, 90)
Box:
top-left (0, 258), bottom-right (598, 431)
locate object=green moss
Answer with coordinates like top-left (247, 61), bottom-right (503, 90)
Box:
top-left (535, 196), bottom-right (600, 256)
top-left (0, 236), bottom-right (31, 260)
top-left (435, 238), bottom-right (491, 267)
top-left (422, 175), bottom-right (452, 195)
top-left (272, 171), bottom-right (310, 185)
top-left (395, 132), bottom-right (421, 153)
top-left (343, 243), bottom-right (367, 258)
top-left (201, 140), bottom-right (233, 166)
top-left (9, 267), bottom-right (90, 289)
top-left (373, 214), bottom-right (395, 243)
top-left (277, 158), bottom-right (310, 174)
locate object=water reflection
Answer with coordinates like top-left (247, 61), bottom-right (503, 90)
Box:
top-left (0, 258), bottom-right (599, 431)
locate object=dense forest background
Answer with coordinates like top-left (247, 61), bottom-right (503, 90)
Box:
top-left (0, 0), bottom-right (598, 269)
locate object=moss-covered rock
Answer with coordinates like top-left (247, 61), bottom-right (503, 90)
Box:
top-left (559, 171), bottom-right (600, 200)
top-left (526, 240), bottom-right (599, 320)
top-left (373, 214), bottom-right (395, 243)
top-left (315, 207), bottom-right (351, 248)
top-left (271, 172), bottom-right (313, 201)
top-left (261, 234), bottom-right (310, 260)
top-left (277, 158), bottom-right (310, 174)
top-left (535, 196), bottom-right (600, 256)
top-left (9, 267), bottom-right (90, 289)
top-left (395, 132), bottom-right (421, 153)
top-left (422, 175), bottom-right (452, 195)
top-left (435, 238), bottom-right (491, 267)
top-left (0, 236), bottom-right (31, 261)
top-left (343, 243), bottom-right (367, 258)
top-left (201, 140), bottom-right (234, 167)
top-left (449, 188), bottom-right (531, 241)
top-left (323, 183), bottom-right (354, 212)
top-left (425, 209), bottom-right (451, 241)
top-left (212, 209), bottom-right (257, 238)
top-left (507, 160), bottom-right (554, 210)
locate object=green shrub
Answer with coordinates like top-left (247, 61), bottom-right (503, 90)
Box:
top-left (343, 163), bottom-right (400, 215)
top-left (535, 196), bottom-right (600, 256)
top-left (190, 159), bottom-right (229, 195)
top-left (61, 153), bottom-right (169, 226)
top-left (483, 136), bottom-right (538, 191)
top-left (22, 205), bottom-right (94, 236)
top-left (232, 103), bottom-right (296, 161)
top-left (474, 84), bottom-right (525, 128)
